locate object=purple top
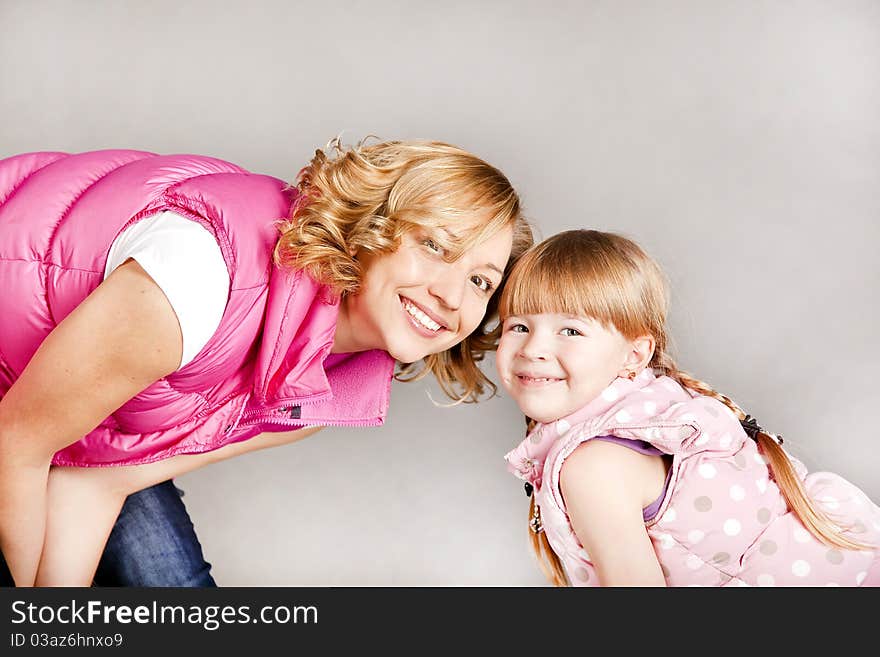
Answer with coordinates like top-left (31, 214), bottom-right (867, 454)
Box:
top-left (592, 436), bottom-right (672, 522)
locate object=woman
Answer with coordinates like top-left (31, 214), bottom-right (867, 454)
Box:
top-left (0, 138), bottom-right (533, 586)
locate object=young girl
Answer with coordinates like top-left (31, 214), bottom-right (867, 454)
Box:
top-left (0, 138), bottom-right (533, 586)
top-left (496, 230), bottom-right (879, 587)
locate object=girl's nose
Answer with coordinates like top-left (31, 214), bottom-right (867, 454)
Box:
top-left (519, 333), bottom-right (550, 360)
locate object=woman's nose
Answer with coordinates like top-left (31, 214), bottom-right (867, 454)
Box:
top-left (427, 272), bottom-right (464, 311)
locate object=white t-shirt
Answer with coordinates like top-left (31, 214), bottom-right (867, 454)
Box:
top-left (103, 211), bottom-right (231, 368)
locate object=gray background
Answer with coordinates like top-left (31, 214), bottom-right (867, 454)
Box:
top-left (2, 0), bottom-right (877, 585)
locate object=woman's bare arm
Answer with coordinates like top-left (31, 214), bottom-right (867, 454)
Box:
top-left (0, 259), bottom-right (182, 585)
top-left (36, 425), bottom-right (324, 586)
top-left (74, 424), bottom-right (326, 497)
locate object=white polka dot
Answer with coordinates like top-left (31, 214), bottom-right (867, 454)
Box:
top-left (825, 583), bottom-right (840, 587)
top-left (757, 574), bottom-right (775, 587)
top-left (730, 485), bottom-right (746, 501)
top-left (602, 387), bottom-right (619, 401)
top-left (817, 495), bottom-right (839, 511)
top-left (659, 507), bottom-right (677, 524)
top-left (686, 584), bottom-right (704, 587)
top-left (737, 580), bottom-right (751, 587)
top-left (756, 478), bottom-right (768, 494)
top-left (615, 410), bottom-right (631, 423)
top-left (719, 433), bottom-right (732, 448)
top-left (647, 427), bottom-right (662, 440)
top-left (680, 413), bottom-right (696, 423)
top-left (555, 419), bottom-right (570, 435)
top-left (792, 560), bottom-right (811, 577)
top-left (856, 572), bottom-right (867, 585)
top-left (698, 464), bottom-right (717, 479)
top-left (686, 554), bottom-right (703, 570)
top-left (694, 433), bottom-right (709, 446)
top-left (656, 533), bottom-right (675, 550)
top-left (664, 380), bottom-right (679, 392)
top-left (644, 401), bottom-right (657, 415)
top-left (793, 527), bottom-right (811, 544)
top-left (723, 519), bottom-right (742, 536)
top-left (687, 529), bottom-right (705, 544)
top-left (678, 426), bottom-right (692, 439)
top-left (753, 453), bottom-right (767, 466)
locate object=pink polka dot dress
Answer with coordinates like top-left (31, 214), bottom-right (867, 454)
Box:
top-left (505, 370), bottom-right (880, 587)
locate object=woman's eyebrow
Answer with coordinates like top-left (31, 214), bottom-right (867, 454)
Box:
top-left (439, 227), bottom-right (504, 275)
top-left (485, 263), bottom-right (504, 276)
top-left (440, 227), bottom-right (461, 242)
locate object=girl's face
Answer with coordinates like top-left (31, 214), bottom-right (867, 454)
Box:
top-left (496, 312), bottom-right (634, 423)
top-left (339, 224), bottom-right (513, 363)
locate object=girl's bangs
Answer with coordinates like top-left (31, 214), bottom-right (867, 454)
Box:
top-left (500, 250), bottom-right (621, 329)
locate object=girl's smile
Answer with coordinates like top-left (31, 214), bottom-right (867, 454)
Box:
top-left (496, 312), bottom-right (637, 423)
top-left (514, 373), bottom-right (565, 386)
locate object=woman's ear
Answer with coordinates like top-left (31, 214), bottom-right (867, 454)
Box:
top-left (619, 335), bottom-right (655, 376)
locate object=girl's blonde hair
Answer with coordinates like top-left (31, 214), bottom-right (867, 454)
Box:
top-left (499, 229), bottom-right (871, 586)
top-left (275, 137), bottom-right (533, 403)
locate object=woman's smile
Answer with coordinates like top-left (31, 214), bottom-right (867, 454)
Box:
top-left (335, 226), bottom-right (513, 363)
top-left (400, 295), bottom-right (449, 336)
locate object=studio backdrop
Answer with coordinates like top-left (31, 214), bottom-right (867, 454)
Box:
top-left (1, 0), bottom-right (877, 585)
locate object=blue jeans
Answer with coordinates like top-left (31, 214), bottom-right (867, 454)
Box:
top-left (1, 480), bottom-right (216, 587)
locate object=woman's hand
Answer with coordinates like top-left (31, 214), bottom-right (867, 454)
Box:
top-left (34, 425), bottom-right (324, 586)
top-left (36, 466), bottom-right (129, 586)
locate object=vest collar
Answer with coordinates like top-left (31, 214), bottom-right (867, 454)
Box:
top-left (251, 265), bottom-right (396, 411)
top-left (503, 369), bottom-right (658, 487)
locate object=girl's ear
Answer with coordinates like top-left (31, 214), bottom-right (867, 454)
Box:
top-left (619, 335), bottom-right (655, 377)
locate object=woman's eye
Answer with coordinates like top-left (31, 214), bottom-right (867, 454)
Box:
top-left (470, 275), bottom-right (494, 293)
top-left (561, 328), bottom-right (582, 337)
top-left (507, 323), bottom-right (528, 333)
top-left (422, 238), bottom-right (444, 255)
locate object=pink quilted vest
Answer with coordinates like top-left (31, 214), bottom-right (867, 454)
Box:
top-left (0, 150), bottom-right (395, 466)
top-left (505, 369), bottom-right (880, 586)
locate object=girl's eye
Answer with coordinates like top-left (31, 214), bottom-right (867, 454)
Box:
top-left (561, 328), bottom-right (582, 337)
top-left (508, 323), bottom-right (528, 333)
top-left (470, 275), bottom-right (494, 293)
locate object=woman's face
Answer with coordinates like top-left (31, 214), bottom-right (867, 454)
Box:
top-left (338, 224), bottom-right (514, 362)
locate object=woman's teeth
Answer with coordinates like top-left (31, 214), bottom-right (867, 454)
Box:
top-left (403, 298), bottom-right (441, 331)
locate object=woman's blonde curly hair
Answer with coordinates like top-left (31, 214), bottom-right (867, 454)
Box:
top-left (275, 136), bottom-right (534, 403)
